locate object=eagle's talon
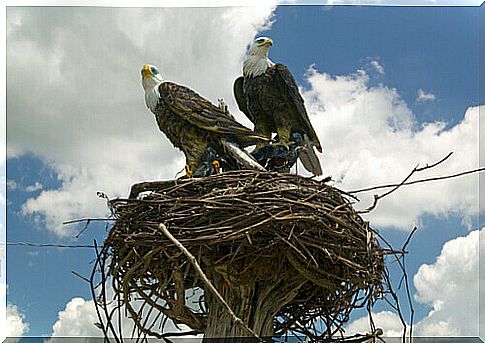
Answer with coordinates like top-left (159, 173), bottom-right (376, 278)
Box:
top-left (185, 164), bottom-right (193, 178)
top-left (212, 160), bottom-right (222, 174)
top-left (271, 140), bottom-right (292, 150)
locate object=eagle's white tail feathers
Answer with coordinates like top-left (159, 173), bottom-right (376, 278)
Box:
top-left (298, 135), bottom-right (323, 176)
top-left (221, 139), bottom-right (266, 171)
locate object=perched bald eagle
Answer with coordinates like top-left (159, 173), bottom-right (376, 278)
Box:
top-left (233, 37), bottom-right (323, 176)
top-left (141, 64), bottom-right (267, 177)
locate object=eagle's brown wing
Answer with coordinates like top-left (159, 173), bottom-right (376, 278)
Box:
top-left (158, 82), bottom-right (268, 147)
top-left (233, 76), bottom-right (254, 123)
top-left (273, 64), bottom-right (322, 153)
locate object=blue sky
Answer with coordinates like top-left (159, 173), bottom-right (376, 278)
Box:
top-left (4, 3), bottom-right (483, 338)
top-left (263, 6), bottom-right (479, 124)
top-left (7, 155), bottom-right (103, 335)
top-left (265, 4), bottom-right (481, 326)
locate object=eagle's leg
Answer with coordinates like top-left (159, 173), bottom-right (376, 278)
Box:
top-left (184, 140), bottom-right (207, 178)
top-left (184, 163), bottom-right (193, 178)
top-left (184, 156), bottom-right (199, 178)
top-left (274, 126), bottom-right (292, 149)
top-left (253, 122), bottom-right (272, 150)
top-left (212, 160), bottom-right (222, 174)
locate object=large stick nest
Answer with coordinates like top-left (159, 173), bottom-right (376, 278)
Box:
top-left (103, 170), bottom-right (386, 338)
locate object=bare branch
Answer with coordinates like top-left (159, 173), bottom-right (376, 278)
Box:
top-left (158, 223), bottom-right (261, 340)
top-left (349, 167), bottom-right (483, 194)
top-left (357, 152), bottom-right (469, 213)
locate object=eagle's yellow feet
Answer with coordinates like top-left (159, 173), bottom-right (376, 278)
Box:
top-left (272, 140), bottom-right (291, 150)
top-left (185, 164), bottom-right (193, 178)
top-left (212, 160), bottom-right (222, 174)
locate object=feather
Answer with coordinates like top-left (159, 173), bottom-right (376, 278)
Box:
top-left (298, 134), bottom-right (323, 176)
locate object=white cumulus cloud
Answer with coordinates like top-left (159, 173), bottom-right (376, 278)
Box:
top-left (7, 6), bottom-right (275, 237)
top-left (301, 67), bottom-right (480, 229)
top-left (51, 298), bottom-right (100, 336)
top-left (7, 7), bottom-right (481, 236)
top-left (369, 59), bottom-right (385, 75)
top-left (417, 88), bottom-right (436, 102)
top-left (4, 304), bottom-right (29, 337)
top-left (0, 284), bottom-right (29, 339)
top-left (25, 182), bottom-right (43, 192)
top-left (346, 228), bottom-right (482, 337)
top-left (51, 293), bottom-right (201, 339)
top-left (345, 311), bottom-right (404, 337)
top-left (413, 228), bottom-right (481, 336)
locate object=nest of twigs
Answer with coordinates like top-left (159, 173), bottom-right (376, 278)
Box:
top-left (99, 170), bottom-right (387, 340)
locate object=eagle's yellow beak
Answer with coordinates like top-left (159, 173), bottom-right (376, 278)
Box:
top-left (141, 64), bottom-right (152, 79)
top-left (263, 38), bottom-right (273, 47)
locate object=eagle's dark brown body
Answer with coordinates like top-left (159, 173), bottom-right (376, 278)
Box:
top-left (155, 82), bottom-right (267, 172)
top-left (234, 64), bottom-right (321, 152)
top-left (234, 63), bottom-right (323, 175)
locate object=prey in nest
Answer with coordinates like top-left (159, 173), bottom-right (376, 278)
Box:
top-left (94, 170), bottom-right (388, 341)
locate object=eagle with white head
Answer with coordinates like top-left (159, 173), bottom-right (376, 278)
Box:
top-left (233, 37), bottom-right (323, 176)
top-left (141, 64), bottom-right (267, 176)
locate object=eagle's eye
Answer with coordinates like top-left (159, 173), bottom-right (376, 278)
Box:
top-left (151, 67), bottom-right (159, 75)
top-left (255, 38), bottom-right (265, 44)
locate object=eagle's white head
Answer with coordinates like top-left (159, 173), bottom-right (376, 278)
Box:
top-left (243, 37), bottom-right (275, 78)
top-left (141, 64), bottom-right (163, 112)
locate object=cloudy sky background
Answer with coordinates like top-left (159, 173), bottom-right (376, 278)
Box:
top-left (2, 1), bottom-right (484, 339)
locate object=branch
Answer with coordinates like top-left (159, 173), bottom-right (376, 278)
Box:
top-left (63, 218), bottom-right (116, 224)
top-left (347, 167), bottom-right (485, 194)
top-left (357, 152), bottom-right (461, 213)
top-left (415, 151), bottom-right (453, 171)
top-left (349, 167), bottom-right (483, 195)
top-left (158, 223), bottom-right (261, 340)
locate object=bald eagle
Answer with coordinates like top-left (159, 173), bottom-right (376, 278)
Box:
top-left (233, 37), bottom-right (323, 176)
top-left (141, 64), bottom-right (267, 177)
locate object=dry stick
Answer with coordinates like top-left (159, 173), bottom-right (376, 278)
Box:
top-left (359, 152), bottom-right (454, 214)
top-left (62, 217), bottom-right (116, 239)
top-left (375, 230), bottom-right (413, 342)
top-left (401, 227), bottom-right (417, 342)
top-left (158, 223), bottom-right (261, 340)
top-left (63, 218), bottom-right (116, 224)
top-left (97, 243), bottom-right (122, 343)
top-left (72, 270), bottom-right (90, 283)
top-left (90, 240), bottom-right (121, 343)
top-left (350, 165), bottom-right (484, 197)
top-left (351, 166), bottom-right (485, 194)
top-left (75, 219), bottom-right (91, 238)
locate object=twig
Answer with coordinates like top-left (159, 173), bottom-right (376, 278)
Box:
top-left (403, 227), bottom-right (418, 251)
top-left (158, 223), bottom-right (261, 340)
top-left (71, 270), bottom-right (90, 283)
top-left (358, 152), bottom-right (456, 213)
top-left (75, 219), bottom-right (91, 238)
top-left (349, 167), bottom-right (483, 194)
top-left (415, 151), bottom-right (453, 171)
top-left (401, 227), bottom-right (417, 342)
top-left (89, 240), bottom-right (111, 341)
top-left (63, 218), bottom-right (116, 224)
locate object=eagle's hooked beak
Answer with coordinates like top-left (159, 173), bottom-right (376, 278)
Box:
top-left (263, 38), bottom-right (273, 47)
top-left (141, 64), bottom-right (152, 79)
